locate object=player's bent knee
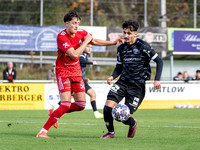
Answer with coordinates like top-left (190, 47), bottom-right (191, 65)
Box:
top-left (75, 101), bottom-right (86, 111)
top-left (105, 100), bottom-right (117, 108)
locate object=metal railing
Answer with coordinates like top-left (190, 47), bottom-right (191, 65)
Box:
top-left (0, 54), bottom-right (117, 66)
top-left (0, 54), bottom-right (156, 67)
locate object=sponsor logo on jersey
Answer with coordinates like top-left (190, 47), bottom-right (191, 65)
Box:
top-left (60, 31), bottom-right (66, 35)
top-left (63, 42), bottom-right (69, 48)
top-left (80, 83), bottom-right (85, 89)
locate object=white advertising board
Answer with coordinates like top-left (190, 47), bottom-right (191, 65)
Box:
top-left (44, 82), bottom-right (200, 110)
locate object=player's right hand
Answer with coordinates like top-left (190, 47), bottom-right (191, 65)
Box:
top-left (107, 76), bottom-right (113, 85)
top-left (114, 35), bottom-right (124, 45)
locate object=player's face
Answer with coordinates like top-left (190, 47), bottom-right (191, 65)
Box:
top-left (197, 72), bottom-right (200, 78)
top-left (7, 62), bottom-right (13, 69)
top-left (85, 44), bottom-right (92, 54)
top-left (123, 28), bottom-right (137, 45)
top-left (65, 17), bottom-right (80, 35)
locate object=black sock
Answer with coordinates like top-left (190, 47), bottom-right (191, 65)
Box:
top-left (91, 101), bottom-right (97, 112)
top-left (103, 105), bottom-right (114, 132)
top-left (123, 117), bottom-right (136, 127)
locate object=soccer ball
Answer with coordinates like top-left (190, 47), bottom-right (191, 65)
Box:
top-left (112, 104), bottom-right (130, 122)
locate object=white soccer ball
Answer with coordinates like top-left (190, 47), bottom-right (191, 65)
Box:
top-left (112, 104), bottom-right (130, 122)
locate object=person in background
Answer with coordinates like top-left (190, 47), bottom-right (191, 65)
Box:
top-left (182, 71), bottom-right (192, 82)
top-left (47, 63), bottom-right (56, 82)
top-left (3, 62), bottom-right (17, 83)
top-left (173, 72), bottom-right (183, 81)
top-left (192, 70), bottom-right (200, 80)
top-left (80, 44), bottom-right (103, 119)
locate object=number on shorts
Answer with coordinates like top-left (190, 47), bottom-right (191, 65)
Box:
top-left (110, 84), bottom-right (120, 93)
top-left (130, 97), bottom-right (140, 107)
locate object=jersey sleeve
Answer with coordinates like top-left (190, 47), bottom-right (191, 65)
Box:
top-left (149, 46), bottom-right (158, 60)
top-left (116, 45), bottom-right (123, 65)
top-left (80, 29), bottom-right (93, 42)
top-left (143, 42), bottom-right (158, 60)
top-left (112, 45), bottom-right (123, 79)
top-left (57, 34), bottom-right (73, 52)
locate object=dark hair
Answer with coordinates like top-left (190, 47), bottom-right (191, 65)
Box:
top-left (64, 11), bottom-right (81, 23)
top-left (122, 19), bottom-right (139, 31)
top-left (178, 72), bottom-right (182, 75)
top-left (196, 70), bottom-right (200, 73)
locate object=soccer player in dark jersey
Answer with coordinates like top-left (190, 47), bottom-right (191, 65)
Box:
top-left (36, 11), bottom-right (122, 138)
top-left (80, 44), bottom-right (103, 119)
top-left (101, 19), bottom-right (163, 139)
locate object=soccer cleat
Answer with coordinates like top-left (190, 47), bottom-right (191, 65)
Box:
top-left (36, 131), bottom-right (49, 138)
top-left (48, 109), bottom-right (59, 128)
top-left (100, 132), bottom-right (115, 139)
top-left (94, 111), bottom-right (104, 119)
top-left (128, 119), bottom-right (137, 138)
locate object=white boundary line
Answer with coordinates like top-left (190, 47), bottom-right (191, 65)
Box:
top-left (0, 120), bottom-right (200, 129)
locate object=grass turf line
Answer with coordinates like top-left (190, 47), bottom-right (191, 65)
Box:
top-left (0, 109), bottom-right (200, 150)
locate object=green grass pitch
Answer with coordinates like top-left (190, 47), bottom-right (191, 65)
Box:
top-left (0, 109), bottom-right (200, 150)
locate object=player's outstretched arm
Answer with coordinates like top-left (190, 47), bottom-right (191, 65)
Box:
top-left (90, 35), bottom-right (123, 46)
top-left (66, 34), bottom-right (92, 60)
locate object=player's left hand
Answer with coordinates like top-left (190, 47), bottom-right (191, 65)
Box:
top-left (85, 78), bottom-right (89, 83)
top-left (154, 80), bottom-right (161, 90)
top-left (114, 35), bottom-right (124, 45)
top-left (93, 61), bottom-right (97, 65)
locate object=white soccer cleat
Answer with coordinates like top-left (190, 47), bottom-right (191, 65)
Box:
top-left (94, 111), bottom-right (103, 119)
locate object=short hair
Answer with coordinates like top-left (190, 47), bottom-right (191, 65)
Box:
top-left (7, 61), bottom-right (13, 65)
top-left (64, 11), bottom-right (81, 23)
top-left (178, 72), bottom-right (182, 75)
top-left (196, 70), bottom-right (200, 73)
top-left (122, 19), bottom-right (139, 31)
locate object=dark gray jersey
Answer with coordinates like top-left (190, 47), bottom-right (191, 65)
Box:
top-left (117, 38), bottom-right (158, 84)
top-left (79, 51), bottom-right (93, 80)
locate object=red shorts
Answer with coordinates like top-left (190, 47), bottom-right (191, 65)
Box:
top-left (57, 76), bottom-right (85, 94)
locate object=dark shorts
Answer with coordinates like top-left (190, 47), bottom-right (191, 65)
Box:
top-left (107, 80), bottom-right (145, 114)
top-left (84, 80), bottom-right (92, 93)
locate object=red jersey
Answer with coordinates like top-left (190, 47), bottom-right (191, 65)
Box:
top-left (56, 29), bottom-right (91, 78)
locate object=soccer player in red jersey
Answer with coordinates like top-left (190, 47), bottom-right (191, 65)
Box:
top-left (37, 11), bottom-right (122, 138)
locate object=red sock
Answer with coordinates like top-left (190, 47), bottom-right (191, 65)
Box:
top-left (43, 101), bottom-right (71, 130)
top-left (66, 101), bottom-right (86, 113)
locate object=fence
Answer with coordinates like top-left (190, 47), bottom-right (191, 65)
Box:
top-left (0, 54), bottom-right (157, 67)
